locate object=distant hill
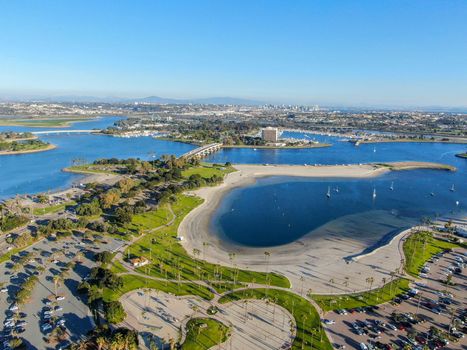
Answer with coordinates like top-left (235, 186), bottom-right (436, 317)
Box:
top-left (2, 94), bottom-right (265, 106)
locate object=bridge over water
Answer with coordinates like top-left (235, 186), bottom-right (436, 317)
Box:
top-left (31, 129), bottom-right (101, 135)
top-left (179, 143), bottom-right (223, 159)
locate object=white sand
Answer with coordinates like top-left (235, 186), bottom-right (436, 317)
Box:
top-left (178, 163), bottom-right (430, 294)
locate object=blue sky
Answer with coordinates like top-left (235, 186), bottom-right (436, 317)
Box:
top-left (1, 0), bottom-right (466, 107)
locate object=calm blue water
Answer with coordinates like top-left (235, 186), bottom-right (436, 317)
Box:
top-left (206, 131), bottom-right (466, 247)
top-left (0, 117), bottom-right (195, 198)
top-left (211, 170), bottom-right (466, 247)
top-left (1, 121), bottom-right (466, 248)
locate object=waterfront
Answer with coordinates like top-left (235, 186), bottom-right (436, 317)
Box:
top-left (211, 169), bottom-right (465, 247)
top-left (0, 116), bottom-right (195, 198)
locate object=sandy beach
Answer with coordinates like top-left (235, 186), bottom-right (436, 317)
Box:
top-left (0, 143), bottom-right (56, 156)
top-left (179, 162), bottom-right (454, 294)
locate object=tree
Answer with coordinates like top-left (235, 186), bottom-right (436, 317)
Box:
top-left (105, 301), bottom-right (127, 324)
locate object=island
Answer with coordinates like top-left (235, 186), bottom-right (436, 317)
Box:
top-left (0, 132), bottom-right (56, 155)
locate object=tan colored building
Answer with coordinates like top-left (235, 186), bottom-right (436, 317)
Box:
top-left (261, 127), bottom-right (279, 142)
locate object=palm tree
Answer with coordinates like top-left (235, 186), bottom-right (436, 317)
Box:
top-left (264, 251), bottom-right (270, 273)
top-left (96, 336), bottom-right (107, 350)
top-left (53, 275), bottom-right (63, 296)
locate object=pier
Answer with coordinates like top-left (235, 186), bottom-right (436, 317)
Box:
top-left (180, 143), bottom-right (223, 159)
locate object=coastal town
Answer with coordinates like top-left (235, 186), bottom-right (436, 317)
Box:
top-left (1, 2), bottom-right (466, 350)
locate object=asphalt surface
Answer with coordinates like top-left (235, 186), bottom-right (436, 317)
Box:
top-left (323, 248), bottom-right (467, 350)
top-left (0, 233), bottom-right (124, 350)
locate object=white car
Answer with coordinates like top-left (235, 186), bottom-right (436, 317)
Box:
top-left (41, 323), bottom-right (52, 332)
top-left (359, 343), bottom-right (368, 350)
top-left (9, 304), bottom-right (18, 311)
top-left (323, 319), bottom-right (335, 325)
top-left (56, 296), bottom-right (66, 301)
top-left (0, 288), bottom-right (8, 293)
top-left (57, 319), bottom-right (65, 326)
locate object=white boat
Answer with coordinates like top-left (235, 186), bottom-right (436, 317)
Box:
top-left (326, 186), bottom-right (331, 198)
top-left (373, 147), bottom-right (376, 153)
top-left (390, 181), bottom-right (394, 191)
top-left (372, 188), bottom-right (377, 199)
top-left (335, 186), bottom-right (339, 193)
top-left (430, 192), bottom-right (435, 197)
top-left (450, 184), bottom-right (455, 192)
top-left (456, 201), bottom-right (460, 206)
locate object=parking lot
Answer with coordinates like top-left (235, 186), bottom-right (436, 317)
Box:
top-left (323, 248), bottom-right (466, 350)
top-left (0, 233), bottom-right (124, 350)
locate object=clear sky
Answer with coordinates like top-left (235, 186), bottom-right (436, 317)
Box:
top-left (1, 0), bottom-right (466, 107)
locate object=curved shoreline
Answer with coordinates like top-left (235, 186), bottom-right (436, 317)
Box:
top-left (178, 161), bottom-right (456, 293)
top-left (0, 143), bottom-right (56, 156)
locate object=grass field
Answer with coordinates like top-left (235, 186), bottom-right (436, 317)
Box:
top-left (219, 288), bottom-right (332, 350)
top-left (182, 163), bottom-right (236, 179)
top-left (311, 278), bottom-right (410, 312)
top-left (102, 274), bottom-right (214, 302)
top-left (181, 318), bottom-right (230, 350)
top-left (124, 194), bottom-right (290, 288)
top-left (0, 116), bottom-right (95, 127)
top-left (32, 201), bottom-right (76, 216)
top-left (123, 204), bottom-right (172, 234)
top-left (403, 231), bottom-right (460, 277)
top-left (65, 164), bottom-right (118, 175)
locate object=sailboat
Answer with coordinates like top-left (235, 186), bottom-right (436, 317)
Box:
top-left (450, 184), bottom-right (455, 192)
top-left (372, 188), bottom-right (377, 199)
top-left (326, 186), bottom-right (331, 198)
top-left (390, 181), bottom-right (394, 191)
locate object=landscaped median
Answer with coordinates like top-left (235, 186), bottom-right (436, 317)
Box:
top-left (219, 288), bottom-right (332, 350)
top-left (311, 278), bottom-right (410, 312)
top-left (403, 231), bottom-right (462, 277)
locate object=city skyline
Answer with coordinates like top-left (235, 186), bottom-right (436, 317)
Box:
top-left (1, 0), bottom-right (467, 107)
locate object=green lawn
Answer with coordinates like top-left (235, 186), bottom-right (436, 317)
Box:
top-left (123, 204), bottom-right (172, 234)
top-left (66, 164), bottom-right (118, 175)
top-left (32, 201), bottom-right (76, 216)
top-left (207, 281), bottom-right (246, 293)
top-left (181, 318), bottom-right (230, 350)
top-left (124, 194), bottom-right (290, 288)
top-left (102, 274), bottom-right (214, 302)
top-left (182, 163), bottom-right (235, 179)
top-left (109, 259), bottom-right (128, 274)
top-left (219, 288), bottom-right (332, 350)
top-left (311, 278), bottom-right (410, 312)
top-left (403, 231), bottom-right (460, 277)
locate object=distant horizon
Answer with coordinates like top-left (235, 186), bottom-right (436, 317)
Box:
top-left (1, 92), bottom-right (467, 112)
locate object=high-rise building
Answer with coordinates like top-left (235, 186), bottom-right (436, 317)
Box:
top-left (261, 127), bottom-right (279, 142)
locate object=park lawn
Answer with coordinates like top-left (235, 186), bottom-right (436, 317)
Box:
top-left (181, 317), bottom-right (230, 350)
top-left (219, 288), bottom-right (332, 350)
top-left (66, 164), bottom-right (118, 175)
top-left (311, 278), bottom-right (410, 312)
top-left (207, 281), bottom-right (246, 293)
top-left (32, 200), bottom-right (76, 216)
top-left (403, 231), bottom-right (460, 277)
top-left (102, 274), bottom-right (213, 302)
top-left (125, 194), bottom-right (290, 288)
top-left (109, 259), bottom-right (127, 274)
top-left (123, 204), bottom-right (172, 234)
top-left (182, 163), bottom-right (235, 179)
